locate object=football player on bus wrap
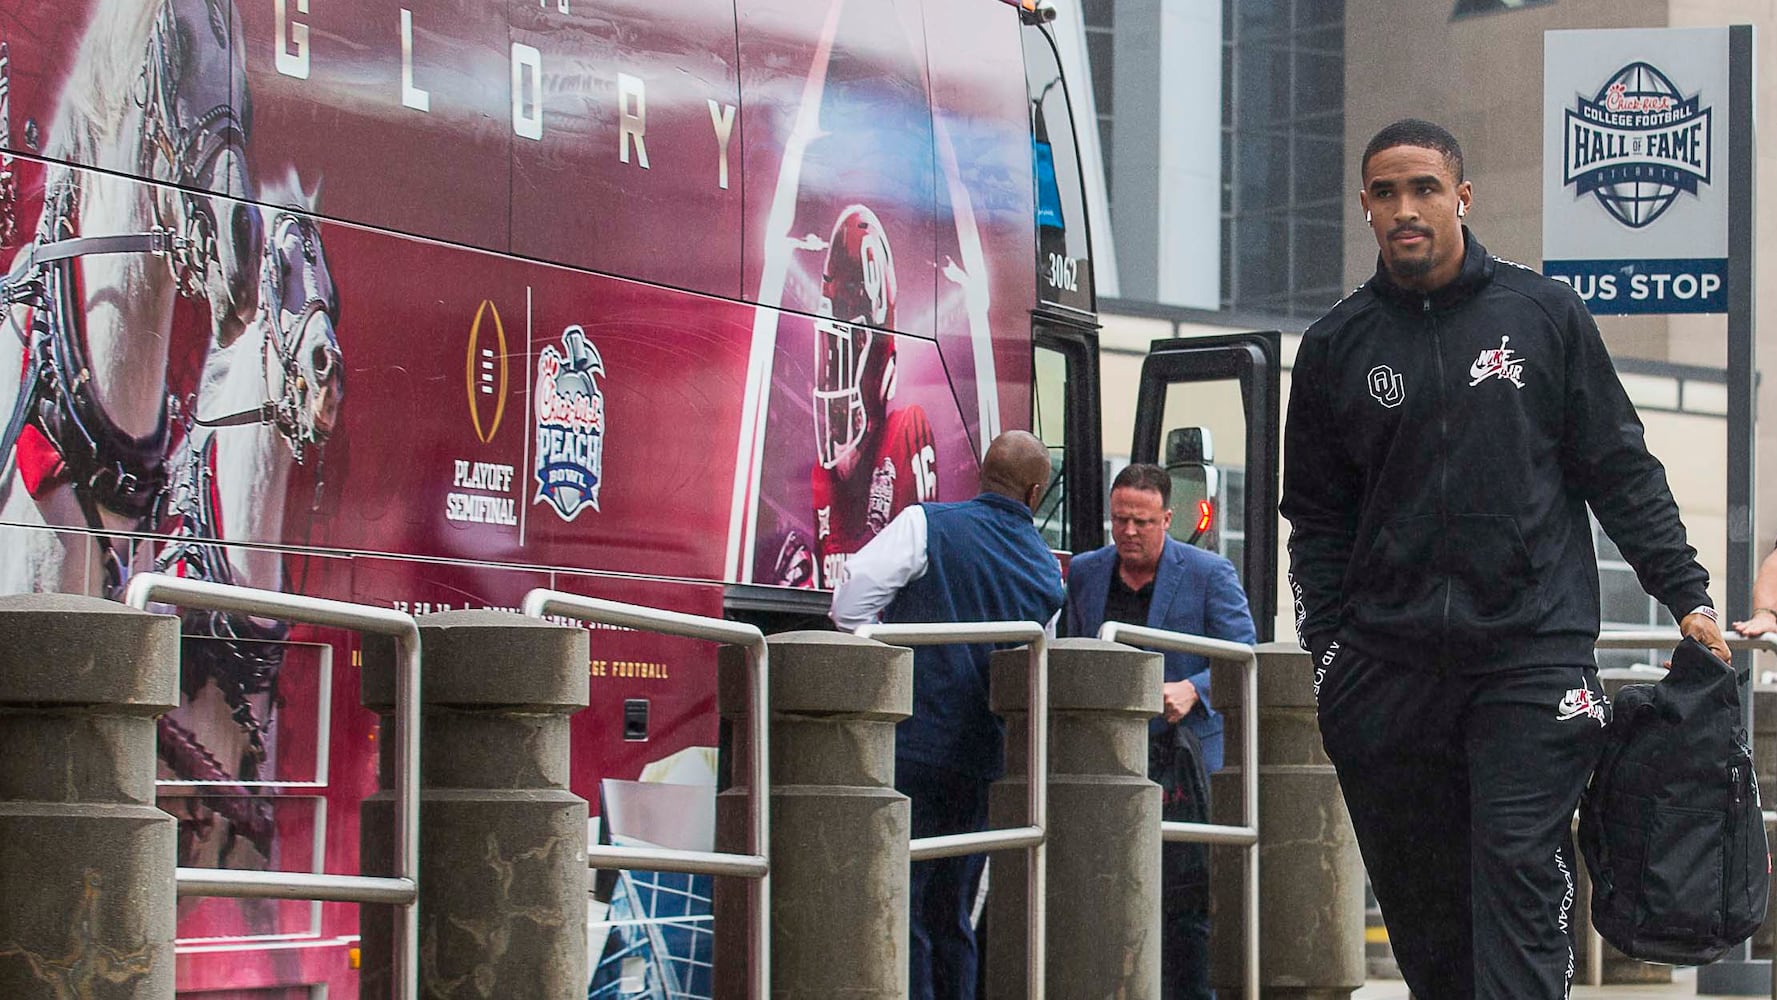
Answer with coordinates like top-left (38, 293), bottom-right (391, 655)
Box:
top-left (774, 205), bottom-right (937, 590)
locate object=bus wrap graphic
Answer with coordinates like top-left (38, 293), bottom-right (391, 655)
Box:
top-left (1563, 61), bottom-right (1712, 230)
top-left (534, 325), bottom-right (608, 521)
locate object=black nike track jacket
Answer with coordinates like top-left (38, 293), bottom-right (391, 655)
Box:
top-left (1281, 229), bottom-right (1711, 672)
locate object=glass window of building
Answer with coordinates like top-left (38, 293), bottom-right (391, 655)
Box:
top-left (1452, 0), bottom-right (1555, 18)
top-left (1221, 0), bottom-right (1346, 319)
top-left (1594, 517), bottom-right (1675, 670)
top-left (1082, 0), bottom-right (1115, 205)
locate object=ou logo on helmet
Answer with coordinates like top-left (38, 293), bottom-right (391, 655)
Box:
top-left (1367, 365), bottom-right (1404, 408)
top-left (859, 239), bottom-right (888, 324)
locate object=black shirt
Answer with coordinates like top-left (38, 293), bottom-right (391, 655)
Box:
top-left (1103, 561), bottom-right (1154, 628)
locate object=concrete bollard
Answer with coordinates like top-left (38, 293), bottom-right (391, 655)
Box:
top-left (0, 594), bottom-right (180, 999)
top-left (983, 638), bottom-right (1163, 999)
top-left (1210, 642), bottom-right (1364, 998)
top-left (713, 631), bottom-right (912, 999)
top-left (360, 610), bottom-right (590, 999)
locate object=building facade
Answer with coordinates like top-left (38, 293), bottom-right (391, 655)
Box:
top-left (1080, 0), bottom-right (1772, 648)
top-left (1341, 0), bottom-right (1777, 639)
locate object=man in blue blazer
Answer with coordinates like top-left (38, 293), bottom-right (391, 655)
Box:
top-left (1065, 463), bottom-right (1256, 1000)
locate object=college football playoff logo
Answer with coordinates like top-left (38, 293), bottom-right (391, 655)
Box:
top-left (1563, 61), bottom-right (1713, 229)
top-left (466, 299), bottom-right (509, 444)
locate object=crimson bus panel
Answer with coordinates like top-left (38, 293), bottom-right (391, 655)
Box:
top-left (0, 0), bottom-right (1093, 994)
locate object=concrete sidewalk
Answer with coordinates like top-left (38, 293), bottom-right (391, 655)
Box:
top-left (1355, 968), bottom-right (1705, 998)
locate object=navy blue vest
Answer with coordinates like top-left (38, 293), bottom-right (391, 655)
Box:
top-left (886, 492), bottom-right (1066, 780)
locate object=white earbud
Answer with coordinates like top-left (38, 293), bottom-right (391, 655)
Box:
top-left (1458, 202), bottom-right (1468, 217)
top-left (1365, 211), bottom-right (1373, 224)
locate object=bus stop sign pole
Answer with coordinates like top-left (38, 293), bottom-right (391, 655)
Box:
top-left (1700, 22), bottom-right (1761, 996)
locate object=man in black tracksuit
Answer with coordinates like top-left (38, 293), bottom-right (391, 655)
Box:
top-left (1281, 119), bottom-right (1731, 999)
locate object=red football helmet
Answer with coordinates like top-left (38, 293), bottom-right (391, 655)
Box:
top-left (814, 204), bottom-right (898, 470)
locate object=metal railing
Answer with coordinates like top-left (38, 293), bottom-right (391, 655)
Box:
top-left (1579, 627), bottom-right (1777, 987)
top-left (1098, 622), bottom-right (1260, 1000)
top-left (125, 573), bottom-right (421, 1000)
top-left (1592, 628), bottom-right (1777, 656)
top-left (521, 590), bottom-right (770, 999)
top-left (856, 621), bottom-right (1049, 1000)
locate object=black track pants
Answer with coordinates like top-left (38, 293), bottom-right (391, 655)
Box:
top-left (1314, 643), bottom-right (1608, 1000)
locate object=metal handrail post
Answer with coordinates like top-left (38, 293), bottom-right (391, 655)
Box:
top-left (172, 869), bottom-right (421, 904)
top-left (1098, 623), bottom-right (1260, 1000)
top-left (125, 572), bottom-right (421, 1000)
top-left (856, 620), bottom-right (1047, 1000)
top-left (521, 590), bottom-right (770, 1000)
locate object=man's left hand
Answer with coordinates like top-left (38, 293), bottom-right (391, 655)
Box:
top-left (1681, 610), bottom-right (1732, 663)
top-left (1162, 678), bottom-right (1199, 724)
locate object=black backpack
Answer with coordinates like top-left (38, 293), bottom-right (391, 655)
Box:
top-left (1150, 722), bottom-right (1212, 912)
top-left (1578, 637), bottom-right (1770, 964)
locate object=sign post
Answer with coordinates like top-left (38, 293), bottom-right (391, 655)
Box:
top-left (1545, 24), bottom-right (1759, 993)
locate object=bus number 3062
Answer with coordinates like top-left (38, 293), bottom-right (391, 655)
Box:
top-left (1046, 252), bottom-right (1079, 293)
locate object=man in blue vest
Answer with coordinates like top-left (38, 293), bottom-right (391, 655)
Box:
top-left (831, 429), bottom-right (1066, 1000)
top-left (1065, 463), bottom-right (1256, 1000)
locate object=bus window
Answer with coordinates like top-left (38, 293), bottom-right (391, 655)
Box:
top-left (1032, 341), bottom-right (1069, 548)
top-left (1024, 23), bottom-right (1094, 313)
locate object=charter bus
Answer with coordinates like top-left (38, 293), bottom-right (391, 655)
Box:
top-left (0, 0), bottom-right (1208, 994)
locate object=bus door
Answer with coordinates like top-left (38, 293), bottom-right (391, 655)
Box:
top-left (1130, 333), bottom-right (1280, 641)
top-left (1032, 318), bottom-right (1104, 555)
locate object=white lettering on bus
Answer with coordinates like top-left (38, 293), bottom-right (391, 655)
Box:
top-left (445, 493), bottom-right (518, 525)
top-left (512, 43), bottom-right (544, 141)
top-left (447, 460), bottom-right (518, 525)
top-left (399, 9), bottom-right (430, 112)
top-left (1046, 252), bottom-right (1079, 292)
top-left (619, 73), bottom-right (649, 169)
top-left (709, 100), bottom-right (736, 190)
top-left (452, 459), bottom-right (516, 493)
top-left (267, 16), bottom-right (747, 181)
top-left (275, 0), bottom-right (309, 80)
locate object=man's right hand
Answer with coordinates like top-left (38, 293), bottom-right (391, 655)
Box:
top-left (1162, 678), bottom-right (1199, 724)
top-left (1681, 610), bottom-right (1732, 664)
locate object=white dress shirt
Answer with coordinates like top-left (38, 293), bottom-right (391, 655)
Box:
top-left (829, 506), bottom-right (928, 632)
top-left (828, 503), bottom-right (1060, 636)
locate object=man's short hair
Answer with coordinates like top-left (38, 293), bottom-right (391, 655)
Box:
top-left (1112, 463), bottom-right (1170, 505)
top-left (1361, 118), bottom-right (1465, 182)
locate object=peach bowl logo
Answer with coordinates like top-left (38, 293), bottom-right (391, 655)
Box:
top-left (533, 325), bottom-right (606, 521)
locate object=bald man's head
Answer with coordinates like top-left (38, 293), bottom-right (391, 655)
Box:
top-left (980, 430), bottom-right (1053, 511)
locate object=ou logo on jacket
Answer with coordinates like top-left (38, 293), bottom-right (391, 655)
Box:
top-left (1367, 364), bottom-right (1405, 409)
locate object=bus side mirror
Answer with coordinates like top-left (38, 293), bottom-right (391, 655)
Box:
top-left (1164, 427), bottom-right (1220, 550)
